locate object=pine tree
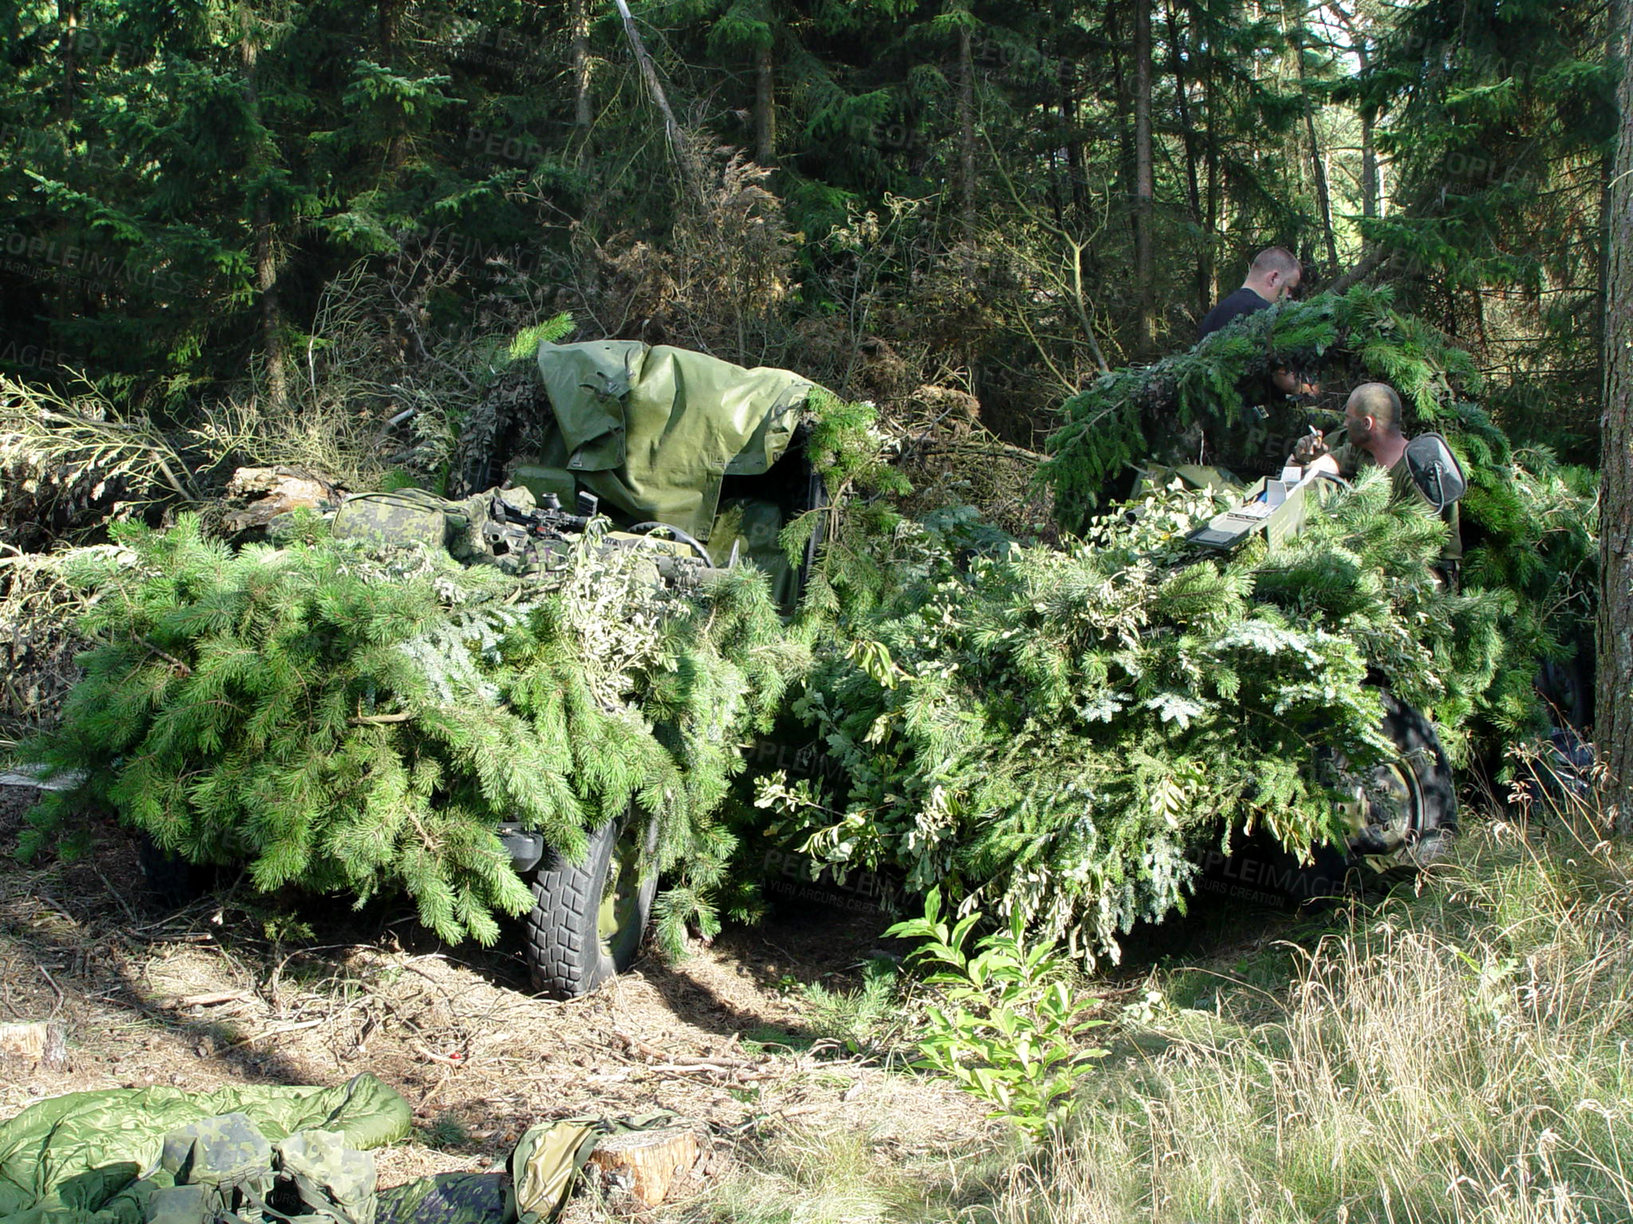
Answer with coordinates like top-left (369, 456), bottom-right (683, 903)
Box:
top-left (23, 515), bottom-right (807, 945)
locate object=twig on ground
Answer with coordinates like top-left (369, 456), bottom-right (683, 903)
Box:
top-left (170, 990), bottom-right (253, 1008)
top-left (227, 1017), bottom-right (324, 1048)
top-left (37, 965), bottom-right (64, 1016)
top-left (93, 866), bottom-right (139, 925)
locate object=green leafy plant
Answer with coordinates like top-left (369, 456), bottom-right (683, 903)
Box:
top-left (888, 888), bottom-right (1108, 1139)
top-left (765, 473), bottom-right (1507, 963)
top-left (21, 515), bottom-right (805, 946)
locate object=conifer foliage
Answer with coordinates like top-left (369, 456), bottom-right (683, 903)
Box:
top-left (765, 474), bottom-right (1509, 963)
top-left (1046, 284), bottom-right (1597, 744)
top-left (23, 516), bottom-right (804, 944)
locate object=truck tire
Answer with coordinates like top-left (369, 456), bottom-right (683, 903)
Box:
top-left (1262, 694), bottom-right (1457, 906)
top-left (136, 833), bottom-right (210, 911)
top-left (523, 811), bottom-right (659, 998)
top-left (1335, 693), bottom-right (1457, 880)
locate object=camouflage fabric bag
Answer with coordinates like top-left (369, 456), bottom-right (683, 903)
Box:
top-left (150, 1112), bottom-right (275, 1222)
top-left (332, 490), bottom-right (466, 554)
top-left (144, 1114), bottom-right (389, 1224)
top-left (274, 1130), bottom-right (377, 1224)
top-left (373, 1172), bottom-right (509, 1224)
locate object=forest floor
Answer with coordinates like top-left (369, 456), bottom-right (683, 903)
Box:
top-left (0, 778), bottom-right (1011, 1218)
top-left (9, 776), bottom-right (1620, 1224)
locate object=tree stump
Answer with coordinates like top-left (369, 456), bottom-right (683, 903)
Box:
top-left (0, 1021), bottom-right (68, 1069)
top-left (586, 1127), bottom-right (700, 1207)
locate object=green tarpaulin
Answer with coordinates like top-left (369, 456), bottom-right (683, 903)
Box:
top-left (523, 340), bottom-right (816, 542)
top-left (0, 1073), bottom-right (410, 1223)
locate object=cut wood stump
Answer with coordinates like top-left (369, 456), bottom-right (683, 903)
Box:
top-left (220, 467), bottom-right (339, 533)
top-left (0, 1021), bottom-right (68, 1069)
top-left (587, 1127), bottom-right (701, 1207)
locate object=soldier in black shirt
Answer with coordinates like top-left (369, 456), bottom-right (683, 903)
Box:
top-left (1198, 246), bottom-right (1302, 342)
top-left (1184, 247), bottom-right (1317, 475)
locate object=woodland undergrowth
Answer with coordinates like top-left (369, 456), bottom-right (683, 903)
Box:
top-left (21, 516), bottom-right (807, 947)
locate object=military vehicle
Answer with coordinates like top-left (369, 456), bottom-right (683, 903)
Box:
top-left (344, 339), bottom-right (827, 998)
top-left (1170, 435), bottom-right (1468, 897)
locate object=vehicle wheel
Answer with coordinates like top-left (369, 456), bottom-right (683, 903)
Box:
top-left (136, 833), bottom-right (211, 911)
top-left (523, 811), bottom-right (659, 998)
top-left (1331, 693), bottom-right (1457, 881)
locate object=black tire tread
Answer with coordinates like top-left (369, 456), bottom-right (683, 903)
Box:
top-left (523, 814), bottom-right (658, 998)
top-left (524, 823), bottom-right (617, 998)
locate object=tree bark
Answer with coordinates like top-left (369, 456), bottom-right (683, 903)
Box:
top-left (242, 29), bottom-right (288, 414)
top-left (1599, 0), bottom-right (1633, 833)
top-left (379, 0), bottom-right (406, 168)
top-left (1201, 13), bottom-right (1219, 305)
top-left (1059, 54), bottom-right (1088, 226)
top-left (572, 0), bottom-right (592, 127)
top-left (957, 14), bottom-right (976, 232)
top-left (1133, 0), bottom-right (1155, 352)
top-left (754, 42), bottom-right (776, 164)
top-left (1331, 1), bottom-right (1378, 220)
top-left (1165, 2), bottom-right (1206, 317)
top-left (1292, 31), bottom-right (1338, 277)
top-left (57, 0), bottom-right (78, 119)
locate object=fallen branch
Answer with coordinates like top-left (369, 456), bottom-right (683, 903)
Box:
top-left (228, 1017), bottom-right (324, 1048)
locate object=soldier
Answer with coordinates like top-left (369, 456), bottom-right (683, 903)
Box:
top-left (1304, 381), bottom-right (1463, 582)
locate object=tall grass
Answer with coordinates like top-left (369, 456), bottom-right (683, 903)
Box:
top-left (1024, 821), bottom-right (1633, 1223)
top-left (701, 810), bottom-right (1633, 1223)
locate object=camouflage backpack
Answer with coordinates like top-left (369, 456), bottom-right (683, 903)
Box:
top-left (142, 1114), bottom-right (378, 1224)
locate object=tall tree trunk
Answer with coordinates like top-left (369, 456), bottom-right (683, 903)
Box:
top-left (1601, 0), bottom-right (1625, 426)
top-left (572, 0), bottom-right (592, 127)
top-left (1133, 0), bottom-right (1155, 352)
top-left (1361, 110), bottom-right (1378, 219)
top-left (253, 195), bottom-right (288, 413)
top-left (1598, 0), bottom-right (1633, 833)
top-left (242, 33), bottom-right (287, 414)
top-left (1201, 15), bottom-right (1219, 304)
top-left (1059, 54), bottom-right (1088, 226)
top-left (1165, 2), bottom-right (1206, 317)
top-left (754, 42), bottom-right (776, 163)
top-left (379, 0), bottom-right (405, 168)
top-left (57, 0), bottom-right (78, 119)
top-left (1293, 32), bottom-right (1339, 276)
top-left (1330, 1), bottom-right (1378, 220)
top-left (957, 11), bottom-right (976, 231)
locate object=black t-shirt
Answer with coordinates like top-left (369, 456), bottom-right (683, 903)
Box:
top-left (1185, 286), bottom-right (1302, 475)
top-left (1197, 286), bottom-right (1272, 340)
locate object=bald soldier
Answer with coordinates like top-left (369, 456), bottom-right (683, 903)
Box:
top-left (1307, 382), bottom-right (1463, 579)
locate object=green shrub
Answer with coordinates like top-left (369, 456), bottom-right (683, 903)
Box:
top-left (763, 474), bottom-right (1508, 962)
top-left (22, 515), bottom-right (806, 945)
top-left (888, 888), bottom-right (1108, 1139)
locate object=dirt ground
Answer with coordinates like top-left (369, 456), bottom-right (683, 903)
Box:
top-left (0, 779), bottom-right (997, 1215)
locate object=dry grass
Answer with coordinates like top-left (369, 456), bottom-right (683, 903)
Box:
top-left (697, 808), bottom-right (1633, 1224)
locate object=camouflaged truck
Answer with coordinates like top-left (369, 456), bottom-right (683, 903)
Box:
top-left (335, 340), bottom-right (827, 998)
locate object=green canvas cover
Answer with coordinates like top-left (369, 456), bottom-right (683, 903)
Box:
top-left (0, 1073), bottom-right (410, 1224)
top-left (532, 340), bottom-right (815, 542)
